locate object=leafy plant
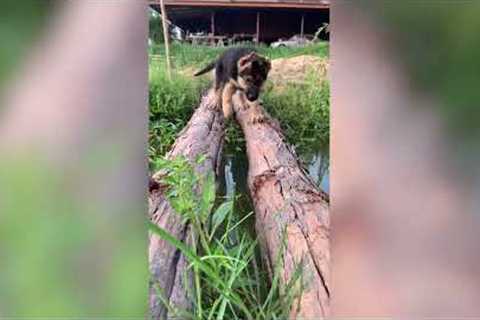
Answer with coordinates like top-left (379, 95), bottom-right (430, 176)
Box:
top-left (148, 157), bottom-right (303, 319)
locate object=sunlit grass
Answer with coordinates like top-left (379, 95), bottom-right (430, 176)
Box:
top-left (149, 42), bottom-right (328, 69)
top-left (149, 42), bottom-right (330, 164)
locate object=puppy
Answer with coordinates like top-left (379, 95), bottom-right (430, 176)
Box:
top-left (194, 47), bottom-right (271, 119)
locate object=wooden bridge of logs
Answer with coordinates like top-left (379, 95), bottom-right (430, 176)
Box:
top-left (148, 90), bottom-right (330, 319)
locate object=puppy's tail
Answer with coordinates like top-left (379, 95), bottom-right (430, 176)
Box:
top-left (194, 61), bottom-right (216, 76)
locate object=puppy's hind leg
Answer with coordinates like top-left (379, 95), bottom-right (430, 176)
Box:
top-left (213, 64), bottom-right (225, 111)
top-left (213, 87), bottom-right (223, 111)
top-left (221, 80), bottom-right (237, 119)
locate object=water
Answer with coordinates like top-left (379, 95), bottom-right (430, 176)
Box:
top-left (220, 145), bottom-right (329, 203)
top-left (216, 144), bottom-right (329, 248)
top-left (305, 147), bottom-right (330, 194)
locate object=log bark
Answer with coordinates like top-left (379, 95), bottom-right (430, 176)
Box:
top-left (148, 92), bottom-right (225, 319)
top-left (233, 94), bottom-right (330, 318)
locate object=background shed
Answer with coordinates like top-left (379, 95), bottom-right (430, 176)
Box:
top-left (150, 0), bottom-right (330, 43)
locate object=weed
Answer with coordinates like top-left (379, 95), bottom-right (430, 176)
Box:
top-left (149, 157), bottom-right (303, 319)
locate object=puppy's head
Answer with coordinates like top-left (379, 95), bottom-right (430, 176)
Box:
top-left (237, 52), bottom-right (271, 101)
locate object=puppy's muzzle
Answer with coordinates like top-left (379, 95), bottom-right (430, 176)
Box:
top-left (246, 88), bottom-right (259, 101)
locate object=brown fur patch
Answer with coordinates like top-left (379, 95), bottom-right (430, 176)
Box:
top-left (221, 80), bottom-right (237, 119)
top-left (237, 77), bottom-right (249, 91)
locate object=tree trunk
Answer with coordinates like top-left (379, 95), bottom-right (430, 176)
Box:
top-left (233, 95), bottom-right (330, 318)
top-left (148, 92), bottom-right (225, 319)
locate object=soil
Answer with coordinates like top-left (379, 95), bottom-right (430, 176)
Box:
top-left (180, 54), bottom-right (329, 88)
top-left (268, 55), bottom-right (328, 87)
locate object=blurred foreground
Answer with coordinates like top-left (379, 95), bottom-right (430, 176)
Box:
top-left (0, 1), bottom-right (148, 316)
top-left (1, 0), bottom-right (480, 317)
top-left (332, 2), bottom-right (480, 316)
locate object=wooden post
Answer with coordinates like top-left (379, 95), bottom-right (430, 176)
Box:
top-left (211, 11), bottom-right (216, 46)
top-left (211, 11), bottom-right (215, 35)
top-left (159, 0), bottom-right (172, 80)
top-left (256, 12), bottom-right (261, 43)
top-left (300, 13), bottom-right (305, 37)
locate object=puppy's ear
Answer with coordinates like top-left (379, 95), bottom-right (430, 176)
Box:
top-left (238, 54), bottom-right (253, 75)
top-left (238, 55), bottom-right (250, 67)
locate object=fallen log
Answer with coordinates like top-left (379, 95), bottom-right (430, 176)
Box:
top-left (233, 94), bottom-right (330, 318)
top-left (148, 92), bottom-right (225, 319)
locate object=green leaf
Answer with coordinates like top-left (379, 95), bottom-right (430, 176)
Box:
top-left (196, 154), bottom-right (207, 164)
top-left (148, 221), bottom-right (201, 266)
top-left (199, 173), bottom-right (215, 221)
top-left (210, 201), bottom-right (233, 238)
top-left (149, 220), bottom-right (254, 319)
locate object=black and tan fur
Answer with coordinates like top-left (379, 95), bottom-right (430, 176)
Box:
top-left (194, 47), bottom-right (271, 119)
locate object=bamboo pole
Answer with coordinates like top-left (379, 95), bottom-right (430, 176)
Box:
top-left (300, 13), bottom-right (305, 38)
top-left (256, 12), bottom-right (261, 43)
top-left (159, 0), bottom-right (172, 80)
top-left (211, 11), bottom-right (215, 35)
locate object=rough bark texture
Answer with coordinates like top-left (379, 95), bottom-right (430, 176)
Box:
top-left (149, 92), bottom-right (225, 319)
top-left (233, 94), bottom-right (330, 318)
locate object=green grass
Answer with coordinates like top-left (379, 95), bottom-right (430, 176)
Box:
top-left (263, 70), bottom-right (330, 153)
top-left (149, 157), bottom-right (304, 319)
top-left (149, 42), bottom-right (328, 69)
top-left (149, 42), bottom-right (329, 165)
top-left (149, 59), bottom-right (210, 165)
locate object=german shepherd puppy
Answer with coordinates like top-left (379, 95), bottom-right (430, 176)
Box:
top-left (194, 47), bottom-right (271, 119)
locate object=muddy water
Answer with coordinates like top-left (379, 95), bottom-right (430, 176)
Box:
top-left (304, 146), bottom-right (330, 194)
top-left (219, 144), bottom-right (329, 209)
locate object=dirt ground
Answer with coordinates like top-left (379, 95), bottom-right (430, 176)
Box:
top-left (269, 55), bottom-right (328, 87)
top-left (181, 54), bottom-right (329, 88)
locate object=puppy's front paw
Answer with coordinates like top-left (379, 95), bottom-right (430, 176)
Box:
top-left (250, 113), bottom-right (265, 124)
top-left (249, 107), bottom-right (267, 124)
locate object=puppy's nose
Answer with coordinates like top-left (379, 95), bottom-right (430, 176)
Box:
top-left (246, 92), bottom-right (258, 101)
